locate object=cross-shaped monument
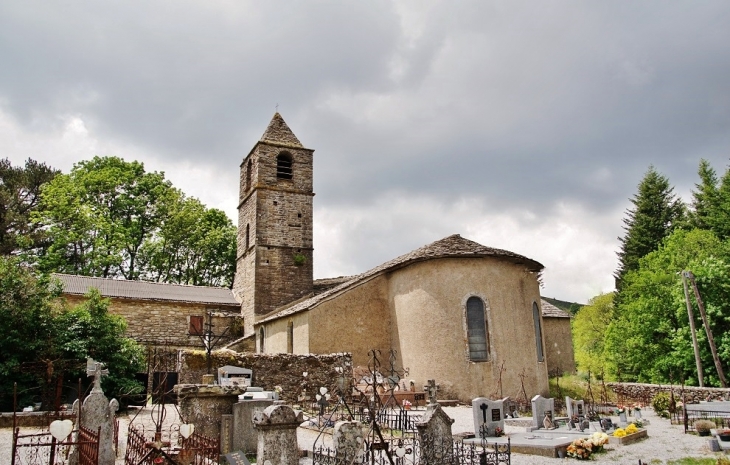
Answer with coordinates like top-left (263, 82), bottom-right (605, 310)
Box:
top-left (480, 402), bottom-right (489, 423)
top-left (86, 358), bottom-right (109, 393)
top-left (423, 379), bottom-right (439, 405)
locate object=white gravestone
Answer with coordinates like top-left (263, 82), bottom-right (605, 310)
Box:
top-left (472, 397), bottom-right (507, 437)
top-left (531, 395), bottom-right (555, 430)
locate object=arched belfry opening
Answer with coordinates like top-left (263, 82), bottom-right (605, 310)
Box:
top-left (276, 152), bottom-right (293, 179)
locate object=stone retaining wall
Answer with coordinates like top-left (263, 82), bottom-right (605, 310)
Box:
top-left (607, 382), bottom-right (730, 403)
top-left (179, 349), bottom-right (352, 404)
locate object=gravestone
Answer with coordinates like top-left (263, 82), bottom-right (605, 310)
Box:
top-left (423, 379), bottom-right (440, 405)
top-left (252, 404), bottom-right (302, 465)
top-left (71, 358), bottom-right (118, 465)
top-left (416, 402), bottom-right (455, 465)
top-left (472, 397), bottom-right (507, 437)
top-left (565, 396), bottom-right (585, 420)
top-left (530, 395), bottom-right (555, 430)
top-left (333, 421), bottom-right (364, 461)
top-left (233, 399), bottom-right (275, 453)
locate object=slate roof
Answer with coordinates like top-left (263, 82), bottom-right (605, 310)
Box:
top-left (259, 234), bottom-right (544, 324)
top-left (540, 299), bottom-right (572, 318)
top-left (260, 112), bottom-right (303, 147)
top-left (54, 274), bottom-right (240, 306)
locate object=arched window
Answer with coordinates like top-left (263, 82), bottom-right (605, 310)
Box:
top-left (259, 327), bottom-right (265, 353)
top-left (287, 321), bottom-right (294, 354)
top-left (276, 152), bottom-right (293, 180)
top-left (466, 296), bottom-right (489, 361)
top-left (245, 160), bottom-right (252, 190)
top-left (533, 302), bottom-right (544, 362)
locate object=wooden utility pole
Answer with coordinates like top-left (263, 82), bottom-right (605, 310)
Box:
top-left (686, 271), bottom-right (728, 387)
top-left (682, 271), bottom-right (704, 387)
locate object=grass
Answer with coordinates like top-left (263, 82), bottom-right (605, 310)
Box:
top-left (665, 458), bottom-right (721, 465)
top-left (549, 374), bottom-right (617, 404)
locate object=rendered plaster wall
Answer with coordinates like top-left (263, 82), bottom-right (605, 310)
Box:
top-left (258, 311), bottom-right (309, 354)
top-left (543, 317), bottom-right (576, 375)
top-left (63, 295), bottom-right (240, 348)
top-left (388, 257), bottom-right (549, 403)
top-left (307, 276), bottom-right (391, 367)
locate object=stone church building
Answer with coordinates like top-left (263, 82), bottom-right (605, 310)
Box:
top-left (58, 112), bottom-right (574, 403)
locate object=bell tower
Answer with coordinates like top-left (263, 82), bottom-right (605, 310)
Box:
top-left (233, 113), bottom-right (314, 337)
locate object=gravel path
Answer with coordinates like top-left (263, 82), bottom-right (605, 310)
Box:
top-left (1, 406), bottom-right (723, 464)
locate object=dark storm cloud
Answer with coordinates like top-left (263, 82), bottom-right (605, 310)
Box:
top-left (1, 1), bottom-right (730, 300)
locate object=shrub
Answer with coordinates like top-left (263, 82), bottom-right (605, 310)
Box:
top-left (652, 392), bottom-right (671, 415)
top-left (695, 420), bottom-right (715, 433)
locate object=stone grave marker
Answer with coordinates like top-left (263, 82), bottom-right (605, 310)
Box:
top-left (333, 421), bottom-right (364, 461)
top-left (472, 397), bottom-right (507, 437)
top-left (530, 395), bottom-right (555, 430)
top-left (416, 402), bottom-right (455, 465)
top-left (253, 404), bottom-right (302, 465)
top-left (565, 396), bottom-right (585, 420)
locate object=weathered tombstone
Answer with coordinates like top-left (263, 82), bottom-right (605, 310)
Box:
top-left (472, 397), bottom-right (507, 437)
top-left (416, 402), bottom-right (455, 465)
top-left (71, 358), bottom-right (118, 465)
top-left (252, 404), bottom-right (302, 465)
top-left (175, 384), bottom-right (247, 439)
top-left (232, 399), bottom-right (275, 454)
top-left (333, 420), bottom-right (364, 461)
top-left (221, 414), bottom-right (234, 455)
top-left (565, 396), bottom-right (585, 420)
top-left (423, 379), bottom-right (440, 405)
top-left (530, 395), bottom-right (555, 430)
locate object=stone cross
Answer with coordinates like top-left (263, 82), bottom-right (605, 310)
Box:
top-left (86, 358), bottom-right (108, 394)
top-left (423, 379), bottom-right (439, 405)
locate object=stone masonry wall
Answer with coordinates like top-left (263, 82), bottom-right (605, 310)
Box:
top-left (608, 382), bottom-right (730, 403)
top-left (179, 349), bottom-right (351, 404)
top-left (63, 295), bottom-right (241, 348)
top-left (542, 317), bottom-right (576, 375)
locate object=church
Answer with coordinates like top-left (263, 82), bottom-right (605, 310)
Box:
top-left (58, 113), bottom-right (574, 403)
top-left (230, 113), bottom-right (558, 402)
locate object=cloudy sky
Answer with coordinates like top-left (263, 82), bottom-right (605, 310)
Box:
top-left (2, 1), bottom-right (729, 303)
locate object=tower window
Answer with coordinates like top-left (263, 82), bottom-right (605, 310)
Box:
top-left (245, 224), bottom-right (250, 250)
top-left (245, 160), bottom-right (252, 191)
top-left (276, 152), bottom-right (293, 179)
top-left (466, 296), bottom-right (489, 361)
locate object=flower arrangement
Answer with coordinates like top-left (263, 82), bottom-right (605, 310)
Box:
top-left (402, 399), bottom-right (412, 409)
top-left (494, 426), bottom-right (504, 437)
top-left (590, 432), bottom-right (609, 452)
top-left (633, 403), bottom-right (641, 411)
top-left (615, 405), bottom-right (626, 415)
top-left (566, 438), bottom-right (594, 460)
top-left (625, 423), bottom-right (638, 435)
top-left (632, 419), bottom-right (644, 429)
top-left (613, 428), bottom-right (627, 438)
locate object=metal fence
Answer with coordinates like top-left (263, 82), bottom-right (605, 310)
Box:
top-left (12, 425), bottom-right (100, 465)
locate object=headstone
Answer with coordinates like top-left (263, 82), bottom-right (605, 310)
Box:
top-left (423, 379), bottom-right (439, 405)
top-left (175, 384), bottom-right (247, 439)
top-left (471, 397), bottom-right (507, 438)
top-left (333, 421), bottom-right (364, 461)
top-left (589, 421), bottom-right (602, 432)
top-left (565, 396), bottom-right (585, 420)
top-left (233, 399), bottom-right (275, 453)
top-left (219, 366), bottom-right (253, 387)
top-left (224, 451), bottom-right (252, 465)
top-left (253, 404), bottom-right (302, 465)
top-left (71, 358), bottom-right (118, 465)
top-left (530, 395), bottom-right (555, 430)
top-left (416, 402), bottom-right (455, 465)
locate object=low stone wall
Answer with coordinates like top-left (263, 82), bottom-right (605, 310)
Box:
top-left (0, 411), bottom-right (75, 428)
top-left (179, 349), bottom-right (352, 404)
top-left (607, 382), bottom-right (730, 403)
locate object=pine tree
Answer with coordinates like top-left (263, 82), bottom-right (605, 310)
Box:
top-left (615, 166), bottom-right (684, 289)
top-left (690, 159), bottom-right (719, 231)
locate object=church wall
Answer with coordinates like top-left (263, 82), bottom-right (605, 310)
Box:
top-left (543, 316), bottom-right (576, 375)
top-left (387, 257), bottom-right (548, 403)
top-left (259, 312), bottom-right (309, 354)
top-left (307, 276), bottom-right (391, 367)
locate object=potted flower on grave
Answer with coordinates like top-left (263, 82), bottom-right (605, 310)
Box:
top-left (402, 399), bottom-right (412, 410)
top-left (613, 427), bottom-right (627, 438)
top-left (694, 420), bottom-right (714, 437)
top-left (717, 428), bottom-right (730, 442)
top-left (566, 438), bottom-right (594, 460)
top-left (494, 426), bottom-right (504, 437)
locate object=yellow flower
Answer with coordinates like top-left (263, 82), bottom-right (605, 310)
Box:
top-left (613, 428), bottom-right (627, 437)
top-left (626, 423), bottom-right (638, 434)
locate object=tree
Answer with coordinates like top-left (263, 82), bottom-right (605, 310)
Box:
top-left (572, 293), bottom-right (614, 376)
top-left (0, 255), bottom-right (144, 410)
top-left (615, 166), bottom-right (684, 290)
top-left (605, 229), bottom-right (730, 386)
top-left (690, 159), bottom-right (720, 231)
top-left (0, 158), bottom-right (59, 255)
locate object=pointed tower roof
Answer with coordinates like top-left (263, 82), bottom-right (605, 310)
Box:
top-left (260, 112), bottom-right (303, 147)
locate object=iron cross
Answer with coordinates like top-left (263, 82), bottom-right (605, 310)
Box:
top-left (480, 403), bottom-right (488, 423)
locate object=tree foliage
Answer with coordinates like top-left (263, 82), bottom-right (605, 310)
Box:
top-left (33, 156), bottom-right (236, 286)
top-left (615, 166), bottom-right (684, 291)
top-left (573, 293), bottom-right (614, 376)
top-left (0, 256), bottom-right (144, 410)
top-left (0, 158), bottom-right (59, 255)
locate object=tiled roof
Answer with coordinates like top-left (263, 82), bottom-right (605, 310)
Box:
top-left (258, 234), bottom-right (543, 324)
top-left (540, 299), bottom-right (572, 318)
top-left (260, 112), bottom-right (303, 147)
top-left (54, 274), bottom-right (240, 306)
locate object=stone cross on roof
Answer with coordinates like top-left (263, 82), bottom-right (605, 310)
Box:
top-left (86, 358), bottom-right (109, 394)
top-left (423, 379), bottom-right (439, 405)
